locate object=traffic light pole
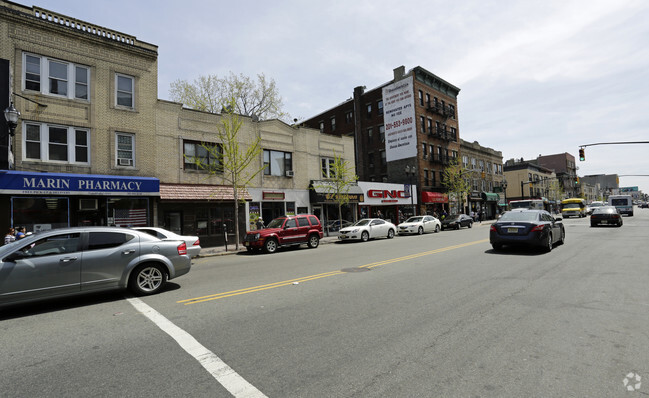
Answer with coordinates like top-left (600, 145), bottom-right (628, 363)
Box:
top-left (578, 141), bottom-right (649, 161)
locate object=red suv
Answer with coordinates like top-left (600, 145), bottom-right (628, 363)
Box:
top-left (244, 215), bottom-right (323, 254)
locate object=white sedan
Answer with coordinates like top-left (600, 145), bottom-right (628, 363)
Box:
top-left (338, 218), bottom-right (396, 242)
top-left (133, 227), bottom-right (202, 258)
top-left (397, 215), bottom-right (441, 235)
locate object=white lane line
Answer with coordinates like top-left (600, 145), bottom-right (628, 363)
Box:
top-left (127, 297), bottom-right (267, 398)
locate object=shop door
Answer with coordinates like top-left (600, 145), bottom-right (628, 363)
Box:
top-left (165, 212), bottom-right (182, 234)
top-left (262, 202), bottom-right (284, 224)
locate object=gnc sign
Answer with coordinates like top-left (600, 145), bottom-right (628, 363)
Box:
top-left (367, 189), bottom-right (409, 199)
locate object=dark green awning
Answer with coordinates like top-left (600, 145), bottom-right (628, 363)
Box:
top-left (481, 192), bottom-right (500, 202)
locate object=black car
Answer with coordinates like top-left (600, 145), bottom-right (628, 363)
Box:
top-left (590, 206), bottom-right (623, 227)
top-left (441, 214), bottom-right (473, 230)
top-left (489, 209), bottom-right (565, 252)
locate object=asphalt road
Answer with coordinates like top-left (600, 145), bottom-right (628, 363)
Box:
top-left (2, 210), bottom-right (649, 397)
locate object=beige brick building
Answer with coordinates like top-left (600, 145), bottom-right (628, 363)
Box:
top-left (1, 2), bottom-right (355, 246)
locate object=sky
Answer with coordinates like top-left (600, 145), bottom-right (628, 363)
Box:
top-left (29, 0), bottom-right (649, 193)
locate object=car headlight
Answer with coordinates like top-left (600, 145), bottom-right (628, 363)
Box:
top-left (253, 233), bottom-right (260, 240)
top-left (351, 228), bottom-right (360, 233)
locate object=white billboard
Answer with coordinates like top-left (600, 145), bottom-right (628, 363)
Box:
top-left (382, 78), bottom-right (416, 162)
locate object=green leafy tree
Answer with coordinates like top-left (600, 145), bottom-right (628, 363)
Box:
top-left (314, 153), bottom-right (358, 230)
top-left (186, 98), bottom-right (264, 250)
top-left (442, 159), bottom-right (473, 214)
top-left (170, 72), bottom-right (289, 121)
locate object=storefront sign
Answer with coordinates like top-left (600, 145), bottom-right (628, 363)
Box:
top-left (0, 170), bottom-right (159, 196)
top-left (421, 191), bottom-right (448, 204)
top-left (382, 78), bottom-right (416, 162)
top-left (358, 181), bottom-right (417, 206)
top-left (262, 191), bottom-right (285, 200)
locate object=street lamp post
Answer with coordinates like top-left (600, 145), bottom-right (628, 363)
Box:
top-left (404, 165), bottom-right (416, 217)
top-left (3, 102), bottom-right (20, 136)
top-left (502, 179), bottom-right (508, 209)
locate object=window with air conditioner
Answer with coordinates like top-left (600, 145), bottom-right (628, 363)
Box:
top-left (116, 133), bottom-right (135, 167)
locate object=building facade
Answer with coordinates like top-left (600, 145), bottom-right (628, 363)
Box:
top-left (302, 66), bottom-right (461, 216)
top-left (1, 2), bottom-right (355, 247)
top-left (503, 159), bottom-right (557, 204)
top-left (535, 153), bottom-right (579, 198)
top-left (459, 140), bottom-right (504, 219)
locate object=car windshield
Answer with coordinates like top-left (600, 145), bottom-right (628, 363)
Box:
top-left (353, 219), bottom-right (371, 226)
top-left (590, 202), bottom-right (603, 208)
top-left (499, 212), bottom-right (539, 222)
top-left (594, 207), bottom-right (616, 214)
top-left (405, 217), bottom-right (423, 223)
top-left (563, 204), bottom-right (580, 209)
top-left (266, 218), bottom-right (286, 228)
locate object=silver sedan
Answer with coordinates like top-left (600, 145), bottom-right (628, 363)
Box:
top-left (397, 215), bottom-right (441, 235)
top-left (0, 226), bottom-right (191, 307)
top-left (338, 218), bottom-right (396, 242)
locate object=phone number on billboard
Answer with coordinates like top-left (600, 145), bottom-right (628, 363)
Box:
top-left (385, 117), bottom-right (413, 131)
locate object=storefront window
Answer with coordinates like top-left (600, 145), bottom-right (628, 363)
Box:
top-left (12, 197), bottom-right (69, 232)
top-left (107, 197), bottom-right (149, 227)
top-left (286, 202), bottom-right (296, 216)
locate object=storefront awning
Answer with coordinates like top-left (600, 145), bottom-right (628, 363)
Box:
top-left (0, 170), bottom-right (159, 196)
top-left (160, 184), bottom-right (251, 201)
top-left (310, 181), bottom-right (364, 203)
top-left (421, 191), bottom-right (448, 203)
top-left (481, 192), bottom-right (500, 202)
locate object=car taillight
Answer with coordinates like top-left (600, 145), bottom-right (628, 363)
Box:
top-left (531, 225), bottom-right (545, 232)
top-left (193, 239), bottom-right (200, 246)
top-left (490, 225), bottom-right (497, 232)
top-left (178, 242), bottom-right (188, 255)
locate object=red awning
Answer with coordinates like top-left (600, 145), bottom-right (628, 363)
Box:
top-left (421, 191), bottom-right (448, 203)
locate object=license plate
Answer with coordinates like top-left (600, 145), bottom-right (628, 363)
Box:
top-left (600, 221), bottom-right (607, 224)
top-left (340, 235), bottom-right (347, 239)
top-left (507, 228), bottom-right (518, 234)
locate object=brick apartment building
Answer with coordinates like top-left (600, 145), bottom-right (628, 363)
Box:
top-left (302, 66), bottom-right (461, 216)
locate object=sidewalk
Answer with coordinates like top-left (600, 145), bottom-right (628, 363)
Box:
top-left (196, 221), bottom-right (495, 258)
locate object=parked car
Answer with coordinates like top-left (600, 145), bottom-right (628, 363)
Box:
top-left (134, 227), bottom-right (201, 257)
top-left (590, 206), bottom-right (623, 227)
top-left (0, 227), bottom-right (191, 307)
top-left (489, 209), bottom-right (565, 252)
top-left (243, 214), bottom-right (323, 254)
top-left (338, 218), bottom-right (396, 242)
top-left (441, 214), bottom-right (474, 230)
top-left (397, 215), bottom-right (441, 235)
top-left (326, 219), bottom-right (353, 232)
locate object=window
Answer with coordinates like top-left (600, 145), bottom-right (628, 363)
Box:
top-left (448, 104), bottom-right (456, 119)
top-left (23, 53), bottom-right (89, 100)
top-left (479, 160), bottom-right (485, 171)
top-left (298, 217), bottom-right (310, 227)
top-left (471, 158), bottom-right (477, 169)
top-left (377, 100), bottom-right (383, 115)
top-left (87, 232), bottom-right (133, 250)
top-left (116, 73), bottom-right (134, 108)
top-left (379, 125), bottom-right (385, 143)
top-left (20, 233), bottom-right (81, 257)
top-left (23, 122), bottom-right (89, 164)
top-left (367, 127), bottom-right (373, 143)
top-left (368, 153), bottom-right (375, 168)
top-left (366, 104), bottom-right (372, 118)
top-left (319, 121), bottom-right (324, 133)
top-left (462, 155), bottom-right (469, 168)
top-left (425, 93), bottom-right (430, 107)
top-left (427, 118), bottom-right (432, 134)
top-left (264, 149), bottom-right (292, 176)
top-left (420, 116), bottom-right (426, 134)
top-left (450, 127), bottom-right (457, 141)
top-left (321, 157), bottom-right (336, 178)
top-left (330, 117), bottom-right (336, 132)
top-left (424, 169), bottom-right (429, 186)
top-left (422, 143), bottom-right (427, 158)
top-left (184, 140), bottom-right (222, 171)
top-left (418, 90), bottom-right (423, 106)
top-left (345, 110), bottom-right (353, 123)
top-left (116, 133), bottom-right (135, 167)
top-left (380, 150), bottom-right (386, 167)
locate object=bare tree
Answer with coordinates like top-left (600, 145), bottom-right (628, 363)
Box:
top-left (170, 72), bottom-right (289, 121)
top-left (186, 98), bottom-right (265, 250)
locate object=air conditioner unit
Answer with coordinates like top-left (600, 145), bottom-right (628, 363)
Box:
top-left (118, 158), bottom-right (132, 166)
top-left (79, 199), bottom-right (98, 210)
top-left (285, 170), bottom-right (294, 177)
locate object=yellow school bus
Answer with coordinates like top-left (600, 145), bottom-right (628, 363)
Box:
top-left (561, 198), bottom-right (586, 218)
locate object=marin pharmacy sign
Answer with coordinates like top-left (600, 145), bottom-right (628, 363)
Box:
top-left (0, 171), bottom-right (159, 196)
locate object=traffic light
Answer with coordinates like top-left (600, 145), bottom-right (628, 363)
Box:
top-left (575, 177), bottom-right (580, 185)
top-left (579, 148), bottom-right (585, 161)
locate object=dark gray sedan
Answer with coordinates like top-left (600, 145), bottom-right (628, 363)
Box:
top-left (0, 227), bottom-right (191, 306)
top-left (489, 209), bottom-right (565, 252)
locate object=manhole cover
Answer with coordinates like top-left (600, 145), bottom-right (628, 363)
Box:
top-left (341, 267), bottom-right (371, 273)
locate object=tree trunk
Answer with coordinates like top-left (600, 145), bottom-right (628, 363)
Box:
top-left (233, 185), bottom-right (240, 250)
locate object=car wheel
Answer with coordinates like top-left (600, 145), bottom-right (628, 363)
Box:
top-left (361, 231), bottom-right (369, 242)
top-left (468, 222), bottom-right (473, 228)
top-left (128, 263), bottom-right (167, 296)
top-left (544, 233), bottom-right (553, 253)
top-left (492, 243), bottom-right (503, 251)
top-left (434, 225), bottom-right (440, 233)
top-left (264, 238), bottom-right (278, 254)
top-left (307, 234), bottom-right (320, 248)
top-left (387, 229), bottom-right (395, 239)
top-left (558, 228), bottom-right (565, 245)
top-left (455, 224), bottom-right (460, 230)
top-left (418, 226), bottom-right (424, 235)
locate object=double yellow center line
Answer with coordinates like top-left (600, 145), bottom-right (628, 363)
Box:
top-left (178, 239), bottom-right (487, 305)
